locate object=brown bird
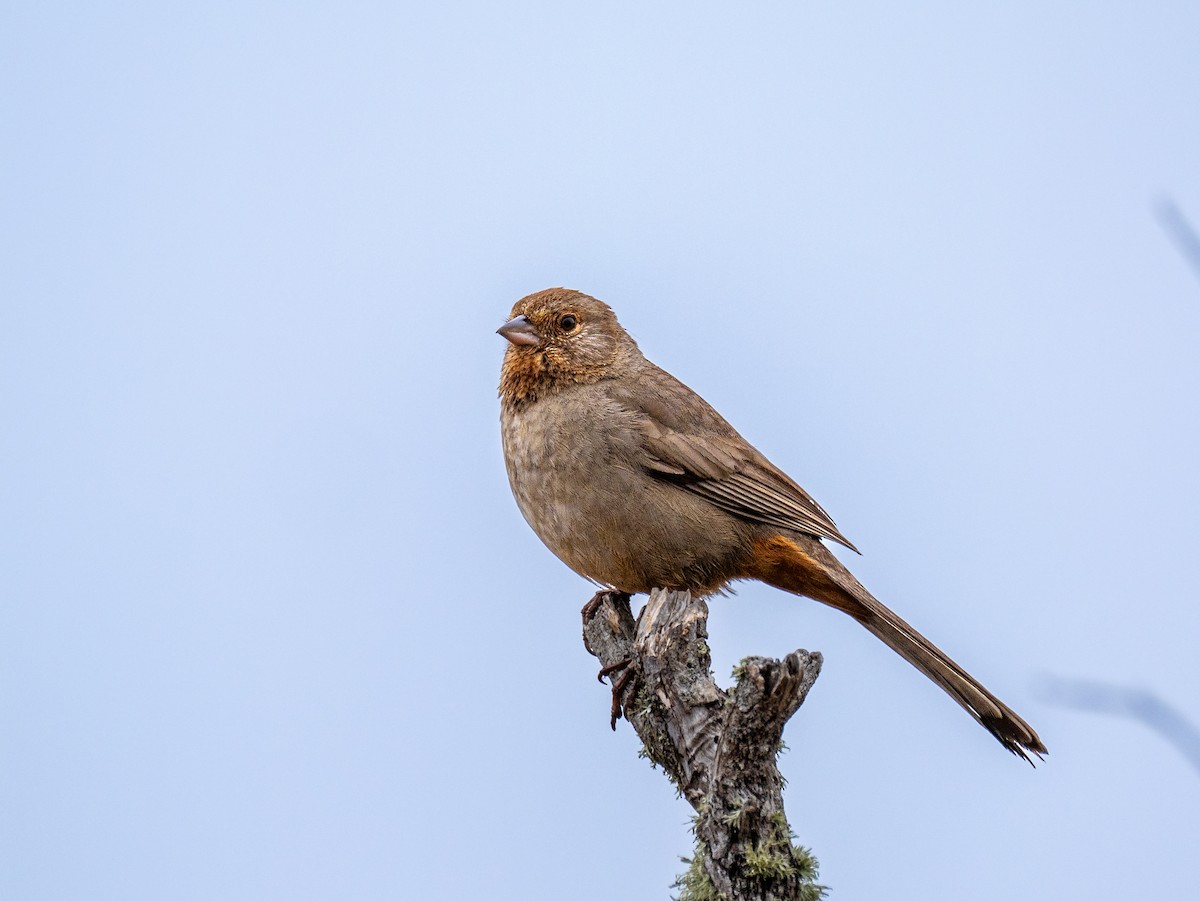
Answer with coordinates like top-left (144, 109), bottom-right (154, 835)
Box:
top-left (497, 287), bottom-right (1046, 762)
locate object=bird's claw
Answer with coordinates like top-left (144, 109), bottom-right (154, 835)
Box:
top-left (580, 590), bottom-right (631, 623)
top-left (600, 659), bottom-right (637, 730)
top-left (596, 658), bottom-right (630, 684)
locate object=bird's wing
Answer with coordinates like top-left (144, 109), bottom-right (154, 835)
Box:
top-left (610, 366), bottom-right (859, 552)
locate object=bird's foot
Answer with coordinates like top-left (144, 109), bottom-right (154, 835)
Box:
top-left (580, 590), bottom-right (632, 623)
top-left (597, 658), bottom-right (630, 683)
top-left (597, 657), bottom-right (637, 730)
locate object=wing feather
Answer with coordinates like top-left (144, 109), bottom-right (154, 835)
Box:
top-left (612, 368), bottom-right (859, 552)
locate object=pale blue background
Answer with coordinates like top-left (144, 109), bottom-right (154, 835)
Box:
top-left (3, 3), bottom-right (1199, 898)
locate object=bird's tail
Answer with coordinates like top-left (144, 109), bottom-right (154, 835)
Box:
top-left (744, 534), bottom-right (1047, 763)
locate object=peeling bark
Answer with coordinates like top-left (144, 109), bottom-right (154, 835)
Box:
top-left (582, 589), bottom-right (826, 901)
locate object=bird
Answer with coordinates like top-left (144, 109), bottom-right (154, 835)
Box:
top-left (497, 287), bottom-right (1046, 762)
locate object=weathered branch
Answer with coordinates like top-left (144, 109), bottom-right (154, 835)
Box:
top-left (582, 589), bottom-right (826, 901)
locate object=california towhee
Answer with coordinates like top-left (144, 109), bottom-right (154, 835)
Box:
top-left (497, 287), bottom-right (1046, 761)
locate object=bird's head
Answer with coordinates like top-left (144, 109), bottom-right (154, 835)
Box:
top-left (498, 288), bottom-right (635, 404)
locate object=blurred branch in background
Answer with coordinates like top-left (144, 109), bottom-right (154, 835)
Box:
top-left (1036, 675), bottom-right (1200, 775)
top-left (1153, 196), bottom-right (1200, 285)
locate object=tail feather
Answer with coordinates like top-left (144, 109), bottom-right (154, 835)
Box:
top-left (745, 534), bottom-right (1047, 762)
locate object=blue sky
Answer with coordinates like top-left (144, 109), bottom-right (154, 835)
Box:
top-left (3, 3), bottom-right (1199, 898)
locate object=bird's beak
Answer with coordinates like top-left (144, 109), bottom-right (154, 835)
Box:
top-left (497, 314), bottom-right (540, 346)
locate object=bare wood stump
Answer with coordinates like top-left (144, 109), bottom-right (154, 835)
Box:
top-left (582, 588), bottom-right (826, 901)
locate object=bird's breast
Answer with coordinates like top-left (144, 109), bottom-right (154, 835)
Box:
top-left (500, 389), bottom-right (628, 565)
top-left (500, 385), bottom-right (751, 595)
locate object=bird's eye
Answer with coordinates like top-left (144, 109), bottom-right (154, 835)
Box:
top-left (559, 314), bottom-right (578, 331)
